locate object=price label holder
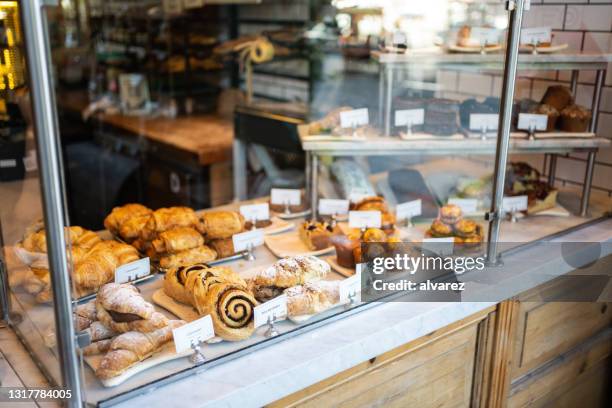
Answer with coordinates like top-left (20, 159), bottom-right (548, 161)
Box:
top-left (520, 27), bottom-right (552, 54)
top-left (319, 199), bottom-right (349, 216)
top-left (254, 294), bottom-right (288, 337)
top-left (348, 190), bottom-right (371, 204)
top-left (173, 315), bottom-right (215, 365)
top-left (340, 108), bottom-right (369, 137)
top-left (115, 257), bottom-right (151, 284)
top-left (422, 237), bottom-right (455, 257)
top-left (349, 211), bottom-right (382, 230)
top-left (240, 203), bottom-right (270, 229)
top-left (502, 195), bottom-right (528, 223)
top-left (471, 27), bottom-right (500, 49)
top-left (232, 229), bottom-right (264, 261)
top-left (395, 109), bottom-right (425, 137)
top-left (271, 188), bottom-right (301, 215)
top-left (469, 114), bottom-right (499, 140)
top-left (396, 199), bottom-right (422, 227)
top-left (517, 113), bottom-right (548, 139)
top-left (340, 268), bottom-right (362, 307)
top-left (448, 198), bottom-right (479, 215)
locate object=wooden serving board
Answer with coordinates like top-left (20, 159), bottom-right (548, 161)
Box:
top-left (323, 255), bottom-right (356, 278)
top-left (85, 343), bottom-right (190, 388)
top-left (261, 216), bottom-right (295, 235)
top-left (264, 231), bottom-right (335, 258)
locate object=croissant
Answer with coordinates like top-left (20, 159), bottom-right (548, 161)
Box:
top-left (95, 320), bottom-right (184, 379)
top-left (22, 226), bottom-right (101, 253)
top-left (75, 301), bottom-right (97, 331)
top-left (118, 213), bottom-right (152, 241)
top-left (141, 207), bottom-right (199, 240)
top-left (199, 211), bottom-right (244, 240)
top-left (158, 245), bottom-right (217, 270)
top-left (184, 266), bottom-right (257, 341)
top-left (83, 339), bottom-right (112, 356)
top-left (284, 281), bottom-right (340, 316)
top-left (151, 227), bottom-right (204, 254)
top-left (73, 241), bottom-right (139, 296)
top-left (248, 255), bottom-right (330, 302)
top-left (87, 321), bottom-right (118, 341)
top-left (104, 204), bottom-right (152, 237)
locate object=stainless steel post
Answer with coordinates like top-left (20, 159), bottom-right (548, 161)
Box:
top-left (309, 154), bottom-right (318, 220)
top-left (0, 218), bottom-right (10, 323)
top-left (548, 154), bottom-right (557, 186)
top-left (486, 0), bottom-right (525, 264)
top-left (384, 66), bottom-right (393, 136)
top-left (233, 138), bottom-right (248, 201)
top-left (378, 65), bottom-right (384, 127)
top-left (580, 69), bottom-right (606, 216)
top-left (570, 70), bottom-right (579, 95)
top-left (20, 1), bottom-right (83, 406)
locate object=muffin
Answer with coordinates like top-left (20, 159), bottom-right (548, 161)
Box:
top-left (454, 219), bottom-right (478, 238)
top-left (558, 104), bottom-right (592, 132)
top-left (532, 104), bottom-right (559, 131)
top-left (439, 204), bottom-right (463, 225)
top-left (331, 234), bottom-right (360, 269)
top-left (429, 219), bottom-right (454, 237)
top-left (541, 85), bottom-right (573, 112)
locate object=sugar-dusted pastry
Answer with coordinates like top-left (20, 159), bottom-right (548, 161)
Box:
top-left (299, 221), bottom-right (338, 250)
top-left (87, 321), bottom-right (118, 342)
top-left (75, 301), bottom-right (98, 331)
top-left (439, 204), bottom-right (462, 225)
top-left (95, 320), bottom-right (185, 380)
top-left (82, 339), bottom-right (112, 356)
top-left (248, 256), bottom-right (330, 302)
top-left (151, 227), bottom-right (204, 254)
top-left (158, 245), bottom-right (217, 270)
top-left (95, 283), bottom-right (169, 333)
top-left (141, 207), bottom-right (199, 240)
top-left (186, 266), bottom-right (257, 341)
top-left (73, 241), bottom-right (139, 296)
top-left (104, 204), bottom-right (152, 238)
top-left (208, 238), bottom-right (235, 259)
top-left (198, 211), bottom-right (244, 240)
top-left (285, 280), bottom-right (341, 316)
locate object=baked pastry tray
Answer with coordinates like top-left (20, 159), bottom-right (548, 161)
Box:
top-left (264, 231), bottom-right (335, 258)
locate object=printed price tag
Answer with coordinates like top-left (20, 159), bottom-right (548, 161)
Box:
top-left (469, 114), bottom-right (499, 132)
top-left (23, 150), bottom-right (37, 172)
top-left (0, 159), bottom-right (16, 168)
top-left (471, 27), bottom-right (500, 45)
top-left (254, 294), bottom-right (288, 328)
top-left (395, 109), bottom-right (425, 127)
top-left (422, 237), bottom-right (455, 257)
top-left (240, 203), bottom-right (270, 222)
top-left (396, 199), bottom-right (422, 220)
top-left (270, 188), bottom-right (301, 206)
top-left (232, 229), bottom-right (264, 252)
top-left (162, 0), bottom-right (183, 15)
top-left (340, 108), bottom-right (369, 128)
top-left (520, 27), bottom-right (551, 45)
top-left (115, 257), bottom-right (150, 283)
top-left (348, 211), bottom-right (382, 229)
top-left (319, 199), bottom-right (350, 215)
top-left (517, 113), bottom-right (548, 131)
top-left (173, 315), bottom-right (215, 353)
top-left (183, 0), bottom-right (204, 9)
top-left (448, 198), bottom-right (479, 215)
top-left (502, 195), bottom-right (529, 212)
top-left (340, 269), bottom-right (362, 304)
top-left (392, 30), bottom-right (407, 45)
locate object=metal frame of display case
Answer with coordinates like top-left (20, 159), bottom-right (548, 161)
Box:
top-left (9, 0), bottom-right (610, 407)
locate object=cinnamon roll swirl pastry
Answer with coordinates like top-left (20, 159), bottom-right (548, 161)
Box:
top-left (163, 263), bottom-right (210, 305)
top-left (185, 266), bottom-right (257, 341)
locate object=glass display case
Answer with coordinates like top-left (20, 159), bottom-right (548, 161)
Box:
top-left (1, 0), bottom-right (611, 406)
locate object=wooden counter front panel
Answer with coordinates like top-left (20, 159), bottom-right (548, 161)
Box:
top-left (511, 302), bottom-right (612, 380)
top-left (269, 312), bottom-right (489, 408)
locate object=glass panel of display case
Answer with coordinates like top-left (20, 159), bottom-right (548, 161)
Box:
top-left (0, 0), bottom-right (65, 387)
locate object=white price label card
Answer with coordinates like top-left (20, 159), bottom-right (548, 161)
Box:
top-left (319, 199), bottom-right (350, 215)
top-left (270, 188), bottom-right (301, 206)
top-left (395, 109), bottom-right (425, 127)
top-left (232, 229), bottom-right (264, 252)
top-left (340, 108), bottom-right (369, 128)
top-left (392, 30), bottom-right (407, 45)
top-left (254, 294), bottom-right (288, 328)
top-left (520, 27), bottom-right (551, 45)
top-left (0, 159), bottom-right (16, 168)
top-left (349, 211), bottom-right (382, 229)
top-left (422, 237), bottom-right (455, 257)
top-left (471, 27), bottom-right (500, 45)
top-left (396, 199), bottom-right (422, 220)
top-left (240, 203), bottom-right (270, 222)
top-left (502, 195), bottom-right (528, 212)
top-left (115, 257), bottom-right (150, 283)
top-left (448, 198), bottom-right (479, 215)
top-left (339, 268), bottom-right (362, 304)
top-left (162, 0), bottom-right (183, 15)
top-left (469, 114), bottom-right (499, 131)
top-left (173, 315), bottom-right (215, 353)
top-left (517, 113), bottom-right (548, 131)
top-left (183, 0), bottom-right (203, 9)
top-left (23, 150), bottom-right (37, 172)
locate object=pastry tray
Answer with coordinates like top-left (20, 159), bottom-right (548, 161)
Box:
top-left (264, 231), bottom-right (335, 258)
